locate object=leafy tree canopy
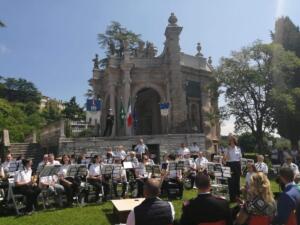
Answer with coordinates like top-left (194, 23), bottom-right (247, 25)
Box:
top-left (62, 97), bottom-right (84, 120)
top-left (216, 41), bottom-right (300, 151)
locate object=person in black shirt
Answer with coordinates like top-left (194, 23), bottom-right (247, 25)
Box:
top-left (180, 173), bottom-right (233, 225)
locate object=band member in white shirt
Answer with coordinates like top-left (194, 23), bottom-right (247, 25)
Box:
top-left (182, 154), bottom-right (196, 188)
top-left (135, 155), bottom-right (153, 197)
top-left (223, 135), bottom-right (242, 202)
top-left (134, 139), bottom-right (148, 160)
top-left (189, 142), bottom-right (200, 160)
top-left (255, 155), bottom-right (268, 174)
top-left (282, 156), bottom-right (300, 176)
top-left (162, 153), bottom-right (183, 198)
top-left (115, 145), bottom-right (127, 161)
top-left (195, 151), bottom-right (209, 172)
top-left (58, 154), bottom-right (78, 206)
top-left (14, 159), bottom-right (41, 213)
top-left (104, 147), bottom-right (115, 164)
top-left (112, 158), bottom-right (128, 198)
top-left (87, 155), bottom-right (108, 201)
top-left (176, 143), bottom-right (190, 159)
top-left (2, 153), bottom-right (14, 175)
top-left (48, 153), bottom-right (60, 165)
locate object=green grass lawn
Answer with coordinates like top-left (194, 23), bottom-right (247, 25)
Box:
top-left (0, 178), bottom-right (280, 225)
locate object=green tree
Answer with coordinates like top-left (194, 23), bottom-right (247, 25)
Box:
top-left (62, 97), bottom-right (84, 120)
top-left (41, 99), bottom-right (63, 124)
top-left (216, 41), bottom-right (299, 151)
top-left (271, 17), bottom-right (300, 149)
top-left (0, 77), bottom-right (41, 104)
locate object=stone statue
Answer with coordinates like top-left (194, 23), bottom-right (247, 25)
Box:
top-left (196, 43), bottom-right (203, 57)
top-left (168, 12), bottom-right (178, 26)
top-left (208, 56), bottom-right (212, 65)
top-left (137, 40), bottom-right (145, 57)
top-left (93, 54), bottom-right (99, 69)
top-left (145, 42), bottom-right (156, 58)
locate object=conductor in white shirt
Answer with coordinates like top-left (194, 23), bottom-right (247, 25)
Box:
top-left (255, 155), bottom-right (268, 174)
top-left (134, 139), bottom-right (148, 159)
top-left (223, 135), bottom-right (242, 202)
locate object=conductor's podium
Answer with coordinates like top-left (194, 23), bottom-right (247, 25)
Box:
top-left (111, 198), bottom-right (145, 223)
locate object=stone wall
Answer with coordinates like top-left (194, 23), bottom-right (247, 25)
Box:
top-left (58, 133), bottom-right (206, 159)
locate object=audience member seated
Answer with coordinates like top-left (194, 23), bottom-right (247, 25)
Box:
top-left (180, 173), bottom-right (232, 225)
top-left (183, 153), bottom-right (196, 188)
top-left (48, 153), bottom-right (60, 165)
top-left (272, 167), bottom-right (300, 225)
top-left (126, 178), bottom-right (175, 225)
top-left (255, 155), bottom-right (268, 174)
top-left (282, 156), bottom-right (300, 177)
top-left (58, 154), bottom-right (79, 206)
top-left (236, 172), bottom-right (276, 225)
top-left (242, 162), bottom-right (257, 198)
top-left (14, 159), bottom-right (41, 214)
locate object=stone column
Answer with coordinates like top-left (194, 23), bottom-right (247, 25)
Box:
top-left (200, 80), bottom-right (212, 146)
top-left (164, 13), bottom-right (187, 133)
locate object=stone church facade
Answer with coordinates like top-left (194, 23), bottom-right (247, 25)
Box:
top-left (90, 13), bottom-right (219, 149)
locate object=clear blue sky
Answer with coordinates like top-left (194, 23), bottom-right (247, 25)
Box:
top-left (1, 0), bottom-right (300, 134)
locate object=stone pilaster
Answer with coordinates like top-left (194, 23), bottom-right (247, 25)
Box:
top-left (164, 13), bottom-right (187, 133)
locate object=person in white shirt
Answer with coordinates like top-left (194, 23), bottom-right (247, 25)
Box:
top-left (176, 143), bottom-right (190, 159)
top-left (195, 151), bottom-right (209, 172)
top-left (112, 158), bottom-right (127, 198)
top-left (189, 142), bottom-right (200, 160)
top-left (58, 154), bottom-right (77, 205)
top-left (255, 155), bottom-right (268, 174)
top-left (126, 178), bottom-right (175, 225)
top-left (242, 162), bottom-right (257, 198)
top-left (114, 145), bottom-right (127, 161)
top-left (135, 155), bottom-right (153, 197)
top-left (14, 159), bottom-right (41, 213)
top-left (103, 147), bottom-right (115, 164)
top-left (182, 154), bottom-right (196, 188)
top-left (223, 134), bottom-right (242, 202)
top-left (134, 139), bottom-right (148, 159)
top-left (162, 153), bottom-right (183, 198)
top-left (2, 153), bottom-right (15, 175)
top-left (282, 157), bottom-right (300, 176)
top-left (48, 153), bottom-right (60, 165)
top-left (39, 174), bottom-right (64, 207)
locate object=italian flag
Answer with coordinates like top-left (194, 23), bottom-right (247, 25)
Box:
top-left (127, 97), bottom-right (133, 127)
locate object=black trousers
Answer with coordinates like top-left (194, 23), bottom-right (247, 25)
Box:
top-left (162, 178), bottom-right (183, 197)
top-left (136, 178), bottom-right (148, 197)
top-left (226, 161), bottom-right (241, 201)
top-left (14, 185), bottom-right (41, 211)
top-left (60, 177), bottom-right (80, 204)
top-left (188, 173), bottom-right (196, 188)
top-left (103, 123), bottom-right (113, 136)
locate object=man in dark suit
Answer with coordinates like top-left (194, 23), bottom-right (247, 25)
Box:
top-left (103, 109), bottom-right (114, 136)
top-left (126, 178), bottom-right (175, 225)
top-left (180, 173), bottom-right (232, 225)
top-left (272, 167), bottom-right (300, 225)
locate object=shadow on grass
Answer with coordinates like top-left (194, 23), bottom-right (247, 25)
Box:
top-left (102, 208), bottom-right (118, 225)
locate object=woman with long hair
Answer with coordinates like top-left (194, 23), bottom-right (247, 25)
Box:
top-left (236, 172), bottom-right (276, 224)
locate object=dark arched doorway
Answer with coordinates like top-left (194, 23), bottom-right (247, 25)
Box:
top-left (134, 88), bottom-right (161, 135)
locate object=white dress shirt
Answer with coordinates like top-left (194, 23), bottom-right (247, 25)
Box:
top-left (189, 145), bottom-right (200, 154)
top-left (14, 168), bottom-right (32, 183)
top-left (177, 147), bottom-right (190, 157)
top-left (89, 163), bottom-right (101, 177)
top-left (255, 162), bottom-right (268, 174)
top-left (195, 157), bottom-right (209, 170)
top-left (134, 144), bottom-right (148, 155)
top-left (224, 146), bottom-right (242, 162)
top-left (126, 199), bottom-right (175, 225)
